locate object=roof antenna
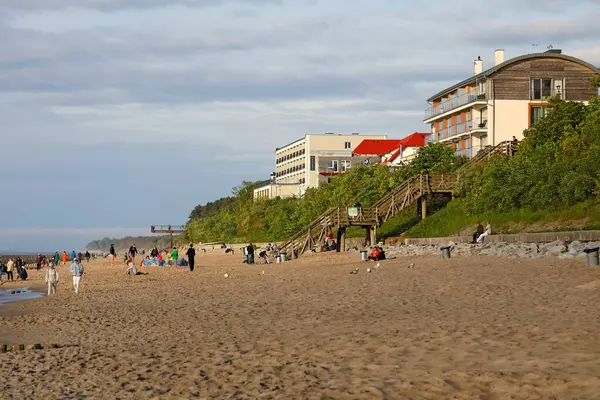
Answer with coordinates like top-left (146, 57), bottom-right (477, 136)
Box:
top-left (547, 44), bottom-right (553, 50)
top-left (532, 43), bottom-right (538, 53)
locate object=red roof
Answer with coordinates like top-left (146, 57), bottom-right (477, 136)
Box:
top-left (353, 139), bottom-right (402, 155)
top-left (353, 133), bottom-right (430, 157)
top-left (400, 132), bottom-right (430, 148)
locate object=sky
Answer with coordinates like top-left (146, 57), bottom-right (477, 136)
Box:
top-left (1, 0), bottom-right (599, 252)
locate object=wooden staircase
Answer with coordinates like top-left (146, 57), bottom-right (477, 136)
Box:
top-left (278, 141), bottom-right (515, 257)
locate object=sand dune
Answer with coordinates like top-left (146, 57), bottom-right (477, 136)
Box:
top-left (1, 251), bottom-right (600, 399)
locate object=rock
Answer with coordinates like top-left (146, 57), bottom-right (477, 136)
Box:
top-left (540, 240), bottom-right (567, 256)
top-left (0, 344), bottom-right (7, 353)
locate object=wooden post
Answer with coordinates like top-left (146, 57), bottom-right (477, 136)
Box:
top-left (339, 227), bottom-right (347, 252)
top-left (364, 227), bottom-right (371, 247)
top-left (370, 226), bottom-right (377, 247)
top-left (336, 229), bottom-right (342, 253)
top-left (421, 195), bottom-right (427, 220)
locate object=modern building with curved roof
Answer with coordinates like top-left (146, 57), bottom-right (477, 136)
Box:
top-left (423, 49), bottom-right (599, 158)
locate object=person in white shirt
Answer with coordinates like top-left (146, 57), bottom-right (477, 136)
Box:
top-left (70, 258), bottom-right (84, 294)
top-left (45, 264), bottom-right (60, 295)
top-left (477, 222), bottom-right (492, 243)
top-left (6, 258), bottom-right (15, 281)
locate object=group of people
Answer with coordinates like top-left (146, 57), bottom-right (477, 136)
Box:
top-left (0, 257), bottom-right (28, 282)
top-left (472, 222), bottom-right (492, 243)
top-left (368, 246), bottom-right (386, 261)
top-left (244, 243), bottom-right (276, 265)
top-left (44, 257), bottom-right (84, 295)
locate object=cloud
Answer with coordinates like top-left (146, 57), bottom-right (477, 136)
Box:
top-left (2, 0), bottom-right (281, 11)
top-left (1, 0), bottom-right (599, 249)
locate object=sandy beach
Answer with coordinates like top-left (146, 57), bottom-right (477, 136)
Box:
top-left (1, 250), bottom-right (600, 399)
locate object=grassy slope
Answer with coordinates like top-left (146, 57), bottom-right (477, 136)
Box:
top-left (403, 198), bottom-right (600, 238)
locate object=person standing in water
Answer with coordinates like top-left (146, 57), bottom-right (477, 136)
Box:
top-left (70, 258), bottom-right (84, 294)
top-left (45, 263), bottom-right (59, 295)
top-left (186, 244), bottom-right (196, 272)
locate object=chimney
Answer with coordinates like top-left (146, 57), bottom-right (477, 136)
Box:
top-left (473, 56), bottom-right (483, 75)
top-left (495, 49), bottom-right (505, 66)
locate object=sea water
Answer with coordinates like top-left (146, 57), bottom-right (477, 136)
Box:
top-left (0, 287), bottom-right (45, 304)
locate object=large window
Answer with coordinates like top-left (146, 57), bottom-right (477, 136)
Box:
top-left (341, 160), bottom-right (351, 172)
top-left (327, 160), bottom-right (339, 172)
top-left (530, 106), bottom-right (549, 126)
top-left (344, 141), bottom-right (351, 149)
top-left (530, 78), bottom-right (557, 100)
top-left (310, 156), bottom-right (316, 171)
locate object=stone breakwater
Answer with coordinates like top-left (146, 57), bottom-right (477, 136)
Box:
top-left (382, 240), bottom-right (600, 259)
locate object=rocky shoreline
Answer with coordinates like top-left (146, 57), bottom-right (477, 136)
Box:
top-left (382, 240), bottom-right (600, 259)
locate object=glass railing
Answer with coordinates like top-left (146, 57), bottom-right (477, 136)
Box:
top-left (425, 88), bottom-right (487, 120)
top-left (425, 117), bottom-right (488, 144)
top-left (530, 88), bottom-right (564, 101)
top-left (456, 145), bottom-right (485, 159)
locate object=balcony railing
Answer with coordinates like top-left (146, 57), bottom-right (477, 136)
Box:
top-left (426, 117), bottom-right (488, 144)
top-left (425, 88), bottom-right (487, 120)
top-left (455, 145), bottom-right (486, 159)
top-left (530, 88), bottom-right (564, 101)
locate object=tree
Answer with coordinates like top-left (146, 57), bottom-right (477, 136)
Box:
top-left (410, 143), bottom-right (466, 174)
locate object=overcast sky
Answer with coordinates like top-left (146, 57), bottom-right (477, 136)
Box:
top-left (1, 0), bottom-right (599, 252)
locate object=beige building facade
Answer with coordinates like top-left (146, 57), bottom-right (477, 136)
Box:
top-left (424, 49), bottom-right (598, 157)
top-left (254, 133), bottom-right (387, 199)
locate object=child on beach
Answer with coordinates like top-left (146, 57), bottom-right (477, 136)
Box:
top-left (45, 264), bottom-right (60, 295)
top-left (126, 256), bottom-right (138, 276)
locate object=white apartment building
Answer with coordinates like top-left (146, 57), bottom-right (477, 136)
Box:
top-left (424, 49), bottom-right (598, 157)
top-left (254, 133), bottom-right (387, 199)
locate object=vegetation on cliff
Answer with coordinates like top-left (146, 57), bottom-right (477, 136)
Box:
top-left (184, 95), bottom-right (600, 243)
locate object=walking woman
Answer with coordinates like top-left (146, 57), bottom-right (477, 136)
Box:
top-left (70, 258), bottom-right (84, 294)
top-left (45, 263), bottom-right (60, 295)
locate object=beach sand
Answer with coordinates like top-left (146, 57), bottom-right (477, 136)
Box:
top-left (1, 251), bottom-right (600, 399)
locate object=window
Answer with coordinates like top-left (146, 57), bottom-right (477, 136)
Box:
top-left (327, 160), bottom-right (339, 172)
top-left (530, 106), bottom-right (549, 126)
top-left (341, 160), bottom-right (351, 172)
top-left (530, 78), bottom-right (553, 100)
top-left (344, 141), bottom-right (351, 149)
top-left (310, 156), bottom-right (316, 171)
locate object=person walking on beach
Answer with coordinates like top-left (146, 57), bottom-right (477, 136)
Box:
top-left (129, 244), bottom-right (138, 262)
top-left (70, 258), bottom-right (84, 294)
top-left (6, 258), bottom-right (15, 281)
top-left (45, 263), bottom-right (59, 295)
top-left (85, 251), bottom-right (91, 263)
top-left (71, 250), bottom-right (76, 261)
top-left (61, 251), bottom-right (68, 265)
top-left (109, 244), bottom-right (116, 265)
top-left (36, 254), bottom-right (43, 270)
top-left (246, 243), bottom-right (255, 265)
top-left (186, 244), bottom-right (196, 272)
top-left (54, 252), bottom-right (60, 266)
top-left (171, 247), bottom-right (179, 266)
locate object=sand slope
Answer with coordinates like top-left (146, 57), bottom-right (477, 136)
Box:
top-left (1, 252), bottom-right (600, 399)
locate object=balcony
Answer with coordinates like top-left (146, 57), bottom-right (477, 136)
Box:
top-left (425, 117), bottom-right (488, 144)
top-left (530, 88), bottom-right (564, 101)
top-left (455, 145), bottom-right (485, 159)
top-left (424, 88), bottom-right (487, 121)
